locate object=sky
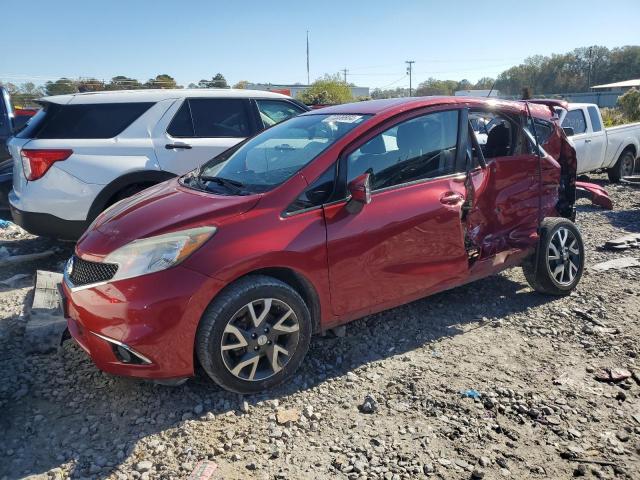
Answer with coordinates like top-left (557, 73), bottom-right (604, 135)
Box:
top-left (2, 0), bottom-right (639, 90)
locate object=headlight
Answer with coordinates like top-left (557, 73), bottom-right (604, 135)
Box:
top-left (104, 226), bottom-right (216, 281)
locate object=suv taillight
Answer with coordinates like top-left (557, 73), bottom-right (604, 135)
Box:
top-left (21, 149), bottom-right (73, 181)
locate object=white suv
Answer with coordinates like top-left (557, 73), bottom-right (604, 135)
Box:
top-left (8, 89), bottom-right (308, 239)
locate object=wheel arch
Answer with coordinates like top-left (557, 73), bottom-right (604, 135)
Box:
top-left (241, 267), bottom-right (322, 334)
top-left (88, 170), bottom-right (176, 222)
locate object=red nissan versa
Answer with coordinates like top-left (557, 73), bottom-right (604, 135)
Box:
top-left (62, 97), bottom-right (583, 393)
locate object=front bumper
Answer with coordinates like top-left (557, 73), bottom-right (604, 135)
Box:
top-left (62, 264), bottom-right (225, 380)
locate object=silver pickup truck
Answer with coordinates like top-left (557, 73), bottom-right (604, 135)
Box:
top-left (559, 102), bottom-right (640, 181)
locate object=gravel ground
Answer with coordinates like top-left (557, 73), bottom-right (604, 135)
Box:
top-left (0, 174), bottom-right (639, 480)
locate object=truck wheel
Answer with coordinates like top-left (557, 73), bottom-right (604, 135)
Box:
top-left (196, 275), bottom-right (312, 394)
top-left (522, 218), bottom-right (584, 295)
top-left (607, 150), bottom-right (636, 182)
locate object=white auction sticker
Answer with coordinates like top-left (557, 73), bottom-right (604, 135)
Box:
top-left (322, 114), bottom-right (364, 124)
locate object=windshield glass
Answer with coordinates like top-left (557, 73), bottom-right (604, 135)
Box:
top-left (196, 113), bottom-right (370, 193)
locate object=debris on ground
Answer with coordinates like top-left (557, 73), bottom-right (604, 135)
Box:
top-left (603, 233), bottom-right (640, 250)
top-left (0, 273), bottom-right (31, 288)
top-left (460, 388), bottom-right (481, 400)
top-left (24, 271), bottom-right (67, 354)
top-left (594, 367), bottom-right (633, 383)
top-left (591, 256), bottom-right (640, 272)
top-left (0, 249), bottom-right (56, 266)
top-left (275, 407), bottom-right (300, 424)
top-left (186, 460), bottom-right (218, 480)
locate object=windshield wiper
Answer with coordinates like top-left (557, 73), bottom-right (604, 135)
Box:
top-left (199, 175), bottom-right (246, 193)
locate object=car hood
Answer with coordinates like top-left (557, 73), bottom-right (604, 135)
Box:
top-left (76, 178), bottom-right (261, 259)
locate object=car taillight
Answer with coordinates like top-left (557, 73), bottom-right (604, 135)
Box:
top-left (21, 149), bottom-right (73, 181)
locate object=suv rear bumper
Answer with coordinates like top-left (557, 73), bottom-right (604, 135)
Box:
top-left (10, 204), bottom-right (88, 239)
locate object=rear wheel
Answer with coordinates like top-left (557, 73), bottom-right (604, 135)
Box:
top-left (607, 150), bottom-right (636, 182)
top-left (196, 275), bottom-right (311, 394)
top-left (523, 218), bottom-right (584, 295)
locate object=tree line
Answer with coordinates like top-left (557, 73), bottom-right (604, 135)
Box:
top-left (372, 45), bottom-right (640, 99)
top-left (1, 73), bottom-right (251, 107)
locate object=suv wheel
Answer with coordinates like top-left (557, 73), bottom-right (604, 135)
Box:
top-left (196, 275), bottom-right (311, 394)
top-left (522, 218), bottom-right (584, 295)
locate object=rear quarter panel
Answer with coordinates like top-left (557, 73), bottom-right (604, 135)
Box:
top-left (603, 123), bottom-right (640, 168)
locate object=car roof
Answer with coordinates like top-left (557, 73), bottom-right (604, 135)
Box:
top-left (303, 96), bottom-right (550, 118)
top-left (42, 88), bottom-right (292, 105)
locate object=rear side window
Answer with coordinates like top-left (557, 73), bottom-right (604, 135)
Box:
top-left (256, 100), bottom-right (306, 128)
top-left (587, 106), bottom-right (603, 132)
top-left (562, 109), bottom-right (587, 134)
top-left (168, 98), bottom-right (251, 138)
top-left (18, 102), bottom-right (153, 139)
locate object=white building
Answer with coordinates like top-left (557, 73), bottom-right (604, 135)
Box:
top-left (591, 79), bottom-right (640, 93)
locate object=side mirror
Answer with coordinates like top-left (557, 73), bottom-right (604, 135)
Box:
top-left (346, 172), bottom-right (371, 213)
top-left (562, 126), bottom-right (575, 137)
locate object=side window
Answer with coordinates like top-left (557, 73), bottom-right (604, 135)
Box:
top-left (256, 100), bottom-right (306, 128)
top-left (347, 110), bottom-right (459, 190)
top-left (471, 110), bottom-right (532, 160)
top-left (562, 109), bottom-right (587, 134)
top-left (167, 100), bottom-right (194, 137)
top-left (525, 117), bottom-right (554, 145)
top-left (187, 98), bottom-right (251, 137)
top-left (285, 166), bottom-right (335, 214)
top-left (587, 106), bottom-right (603, 132)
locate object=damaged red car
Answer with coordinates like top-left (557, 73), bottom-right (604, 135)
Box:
top-left (62, 97), bottom-right (584, 393)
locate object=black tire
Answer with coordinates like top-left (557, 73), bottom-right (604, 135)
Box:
top-left (195, 275), bottom-right (312, 394)
top-left (522, 218), bottom-right (584, 295)
top-left (607, 149), bottom-right (636, 183)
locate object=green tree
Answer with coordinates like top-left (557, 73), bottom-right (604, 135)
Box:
top-left (77, 78), bottom-right (104, 92)
top-left (298, 74), bottom-right (353, 105)
top-left (195, 74), bottom-right (228, 89)
top-left (144, 74), bottom-right (179, 89)
top-left (233, 80), bottom-right (250, 89)
top-left (618, 88), bottom-right (640, 122)
top-left (105, 76), bottom-right (143, 90)
top-left (45, 78), bottom-right (77, 96)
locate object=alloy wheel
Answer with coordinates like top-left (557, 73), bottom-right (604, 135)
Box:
top-left (547, 227), bottom-right (580, 286)
top-left (220, 298), bottom-right (300, 381)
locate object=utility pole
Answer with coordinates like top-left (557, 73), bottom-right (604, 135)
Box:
top-left (341, 68), bottom-right (348, 83)
top-left (587, 46), bottom-right (593, 89)
top-left (405, 60), bottom-right (415, 96)
top-left (306, 31), bottom-right (310, 85)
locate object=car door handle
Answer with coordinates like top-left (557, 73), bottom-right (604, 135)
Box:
top-left (165, 143), bottom-right (192, 150)
top-left (440, 191), bottom-right (464, 205)
top-left (584, 139), bottom-right (592, 143)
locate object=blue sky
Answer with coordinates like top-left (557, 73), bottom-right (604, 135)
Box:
top-left (2, 0), bottom-right (639, 89)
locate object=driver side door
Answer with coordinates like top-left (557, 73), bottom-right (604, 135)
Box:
top-left (324, 108), bottom-right (471, 319)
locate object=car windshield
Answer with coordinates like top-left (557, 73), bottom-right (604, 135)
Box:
top-left (192, 113), bottom-right (370, 194)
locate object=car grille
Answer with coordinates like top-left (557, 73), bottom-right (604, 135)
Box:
top-left (69, 256), bottom-right (118, 286)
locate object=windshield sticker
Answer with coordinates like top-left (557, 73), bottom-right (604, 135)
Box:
top-left (323, 114), bottom-right (364, 124)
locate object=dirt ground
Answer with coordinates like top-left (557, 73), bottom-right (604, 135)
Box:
top-left (0, 174), bottom-right (639, 480)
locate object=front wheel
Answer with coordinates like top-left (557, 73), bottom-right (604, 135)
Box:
top-left (195, 275), bottom-right (312, 394)
top-left (607, 150), bottom-right (636, 182)
top-left (522, 218), bottom-right (584, 295)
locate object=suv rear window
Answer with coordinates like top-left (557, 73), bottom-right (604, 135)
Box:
top-left (17, 102), bottom-right (153, 139)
